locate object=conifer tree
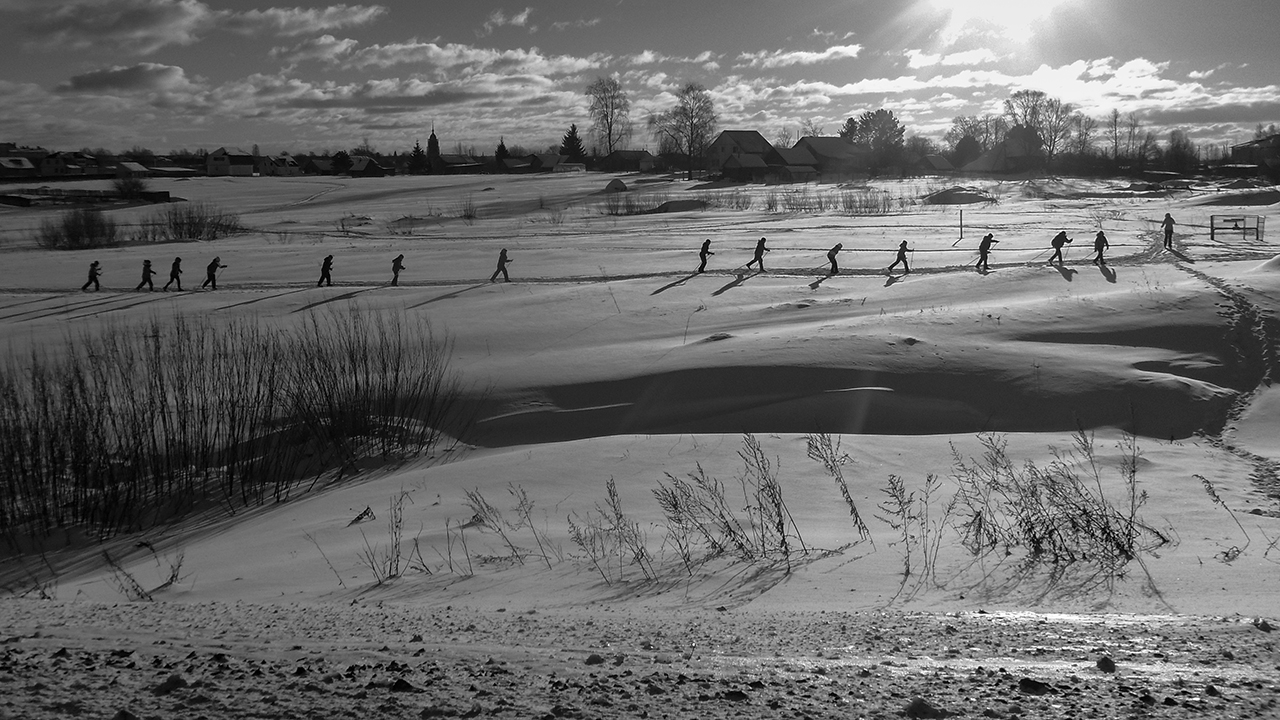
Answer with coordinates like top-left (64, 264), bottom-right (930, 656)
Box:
top-left (495, 138), bottom-right (510, 163)
top-left (560, 124), bottom-right (587, 162)
top-left (407, 140), bottom-right (428, 174)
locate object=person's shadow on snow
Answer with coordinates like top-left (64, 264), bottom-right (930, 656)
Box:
top-left (1098, 263), bottom-right (1117, 283)
top-left (884, 274), bottom-right (902, 287)
top-left (651, 273), bottom-right (698, 296)
top-left (712, 273), bottom-right (748, 296)
top-left (808, 274), bottom-right (831, 290)
top-left (1167, 247), bottom-right (1195, 264)
top-left (1052, 264), bottom-right (1077, 282)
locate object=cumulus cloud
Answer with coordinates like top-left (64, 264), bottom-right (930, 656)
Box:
top-left (480, 7), bottom-right (535, 36)
top-left (905, 48), bottom-right (1000, 69)
top-left (56, 62), bottom-right (196, 93)
top-left (736, 44), bottom-right (862, 69)
top-left (342, 41), bottom-right (606, 77)
top-left (271, 34), bottom-right (360, 64)
top-left (18, 0), bottom-right (386, 54)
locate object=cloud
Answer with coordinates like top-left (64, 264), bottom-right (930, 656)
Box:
top-left (905, 48), bottom-right (999, 69)
top-left (56, 63), bottom-right (197, 93)
top-left (1187, 63), bottom-right (1232, 80)
top-left (480, 7), bottom-right (535, 36)
top-left (18, 0), bottom-right (386, 54)
top-left (736, 45), bottom-right (863, 69)
top-left (342, 41), bottom-right (607, 77)
top-left (271, 34), bottom-right (360, 64)
top-left (221, 5), bottom-right (387, 36)
top-left (551, 17), bottom-right (600, 32)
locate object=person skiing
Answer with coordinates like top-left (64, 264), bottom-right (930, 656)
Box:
top-left (1161, 213), bottom-right (1176, 249)
top-left (745, 237), bottom-right (769, 271)
top-left (1049, 231), bottom-right (1072, 265)
top-left (697, 239), bottom-right (714, 273)
top-left (163, 257), bottom-right (182, 291)
top-left (489, 248), bottom-right (511, 283)
top-left (888, 240), bottom-right (911, 274)
top-left (135, 260), bottom-right (156, 291)
top-left (391, 254), bottom-right (406, 286)
top-left (977, 233), bottom-right (998, 272)
top-left (81, 261), bottom-right (101, 292)
top-left (202, 256), bottom-right (226, 290)
top-left (317, 255), bottom-right (334, 287)
top-left (1091, 230), bottom-right (1110, 265)
top-left (827, 243), bottom-right (843, 275)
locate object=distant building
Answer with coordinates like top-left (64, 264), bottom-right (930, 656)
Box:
top-left (599, 149), bottom-right (657, 172)
top-left (348, 156), bottom-right (391, 177)
top-left (1231, 134), bottom-right (1280, 174)
top-left (258, 154), bottom-right (303, 176)
top-left (114, 161), bottom-right (150, 178)
top-left (207, 147), bottom-right (255, 176)
top-left (722, 154), bottom-right (769, 183)
top-left (301, 157), bottom-right (332, 175)
top-left (763, 146), bottom-right (819, 184)
top-left (0, 157), bottom-right (38, 179)
top-left (793, 137), bottom-right (873, 180)
top-left (707, 130), bottom-right (774, 170)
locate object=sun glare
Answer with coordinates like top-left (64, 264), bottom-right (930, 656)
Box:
top-left (934, 0), bottom-right (1070, 42)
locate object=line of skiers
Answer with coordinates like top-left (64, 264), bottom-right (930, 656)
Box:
top-left (80, 215), bottom-right (1178, 291)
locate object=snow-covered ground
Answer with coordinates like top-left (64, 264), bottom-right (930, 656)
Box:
top-left (1, 173), bottom-right (1278, 718)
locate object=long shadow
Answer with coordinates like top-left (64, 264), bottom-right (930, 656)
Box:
top-left (711, 272), bottom-right (752, 297)
top-left (406, 283), bottom-right (488, 309)
top-left (808, 273), bottom-right (835, 290)
top-left (1052, 263), bottom-right (1078, 282)
top-left (0, 295), bottom-right (59, 315)
top-left (1098, 263), bottom-right (1117, 283)
top-left (1167, 247), bottom-right (1195, 263)
top-left (650, 273), bottom-right (699, 296)
top-left (291, 288), bottom-right (373, 314)
top-left (216, 287), bottom-right (311, 312)
top-left (17, 292), bottom-right (140, 322)
top-left (884, 274), bottom-right (903, 287)
top-left (64, 293), bottom-right (176, 321)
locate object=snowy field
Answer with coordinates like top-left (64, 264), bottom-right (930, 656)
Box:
top-left (1, 172), bottom-right (1279, 718)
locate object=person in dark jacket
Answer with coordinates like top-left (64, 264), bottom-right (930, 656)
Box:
top-left (1049, 231), bottom-right (1072, 265)
top-left (977, 233), bottom-right (998, 272)
top-left (163, 257), bottom-right (182, 291)
top-left (81, 261), bottom-right (102, 292)
top-left (489, 248), bottom-right (511, 282)
top-left (201, 256), bottom-right (226, 290)
top-left (317, 255), bottom-right (334, 287)
top-left (745, 237), bottom-right (769, 271)
top-left (888, 240), bottom-right (911, 274)
top-left (135, 260), bottom-right (156, 291)
top-left (1091, 231), bottom-right (1110, 265)
top-left (697, 239), bottom-right (714, 273)
top-left (827, 243), bottom-right (843, 275)
top-left (1161, 213), bottom-right (1176, 249)
top-left (391, 254), bottom-right (406, 286)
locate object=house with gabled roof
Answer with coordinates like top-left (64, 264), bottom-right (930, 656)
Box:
top-left (722, 153), bottom-right (769, 183)
top-left (0, 156), bottom-right (38, 179)
top-left (600, 149), bottom-right (657, 173)
top-left (707, 130), bottom-right (774, 172)
top-left (349, 156), bottom-right (390, 177)
top-left (793, 137), bottom-right (873, 180)
top-left (1231, 133), bottom-right (1280, 174)
top-left (207, 147), bottom-right (255, 176)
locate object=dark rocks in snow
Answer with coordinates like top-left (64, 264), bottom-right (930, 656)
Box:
top-left (584, 653), bottom-right (605, 665)
top-left (110, 711), bottom-right (139, 720)
top-left (151, 674), bottom-right (188, 696)
top-left (1017, 677), bottom-right (1056, 695)
top-left (905, 696), bottom-right (951, 718)
top-left (1096, 656), bottom-right (1116, 673)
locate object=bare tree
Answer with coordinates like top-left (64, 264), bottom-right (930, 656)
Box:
top-left (772, 126), bottom-right (794, 148)
top-left (586, 77), bottom-right (632, 156)
top-left (1106, 109), bottom-right (1122, 162)
top-left (1165, 128), bottom-right (1197, 173)
top-left (799, 117), bottom-right (825, 138)
top-left (648, 82), bottom-right (718, 180)
top-left (944, 114), bottom-right (1008, 153)
top-left (1124, 111), bottom-right (1143, 161)
top-left (1072, 113), bottom-right (1098, 156)
top-left (1041, 98), bottom-right (1076, 169)
top-left (1004, 89), bottom-right (1047, 130)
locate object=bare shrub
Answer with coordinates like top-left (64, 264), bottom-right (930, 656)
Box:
top-left (806, 433), bottom-right (871, 544)
top-left (112, 175), bottom-right (150, 200)
top-left (149, 202), bottom-right (242, 242)
top-left (36, 208), bottom-right (118, 249)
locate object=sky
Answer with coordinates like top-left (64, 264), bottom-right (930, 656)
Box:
top-left (1, 0), bottom-right (1278, 156)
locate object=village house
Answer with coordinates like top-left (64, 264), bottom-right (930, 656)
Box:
top-left (257, 154), bottom-right (303, 177)
top-left (763, 146), bottom-right (819, 184)
top-left (206, 147), bottom-right (255, 176)
top-left (0, 156), bottom-right (38, 179)
top-left (1231, 133), bottom-right (1280, 175)
top-left (706, 130), bottom-right (774, 170)
top-left (348, 156), bottom-right (391, 177)
top-left (599, 149), bottom-right (657, 173)
top-left (793, 136), bottom-right (873, 180)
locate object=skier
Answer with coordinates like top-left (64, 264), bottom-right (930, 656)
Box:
top-left (201, 256), bottom-right (226, 290)
top-left (1049, 231), bottom-right (1072, 265)
top-left (317, 255), bottom-right (334, 287)
top-left (745, 237), bottom-right (769, 272)
top-left (697, 239), bottom-right (714, 273)
top-left (163, 257), bottom-right (182, 291)
top-left (81, 261), bottom-right (102, 292)
top-left (1161, 213), bottom-right (1176, 249)
top-left (888, 240), bottom-right (911, 274)
top-left (489, 248), bottom-right (511, 283)
top-left (391, 254), bottom-right (406, 286)
top-left (827, 243), bottom-right (843, 275)
top-left (1091, 231), bottom-right (1110, 265)
top-left (977, 233), bottom-right (998, 272)
top-left (135, 260), bottom-right (156, 291)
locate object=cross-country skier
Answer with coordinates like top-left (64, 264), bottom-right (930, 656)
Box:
top-left (163, 257), bottom-right (182, 291)
top-left (1049, 231), bottom-right (1072, 265)
top-left (391, 254), bottom-right (405, 286)
top-left (745, 237), bottom-right (769, 272)
top-left (317, 255), bottom-right (334, 287)
top-left (1091, 231), bottom-right (1110, 265)
top-left (697, 239), bottom-right (714, 273)
top-left (81, 261), bottom-right (101, 292)
top-left (490, 248), bottom-right (511, 282)
top-left (977, 233), bottom-right (998, 272)
top-left (135, 259), bottom-right (156, 291)
top-left (888, 240), bottom-right (911, 274)
top-left (1161, 213), bottom-right (1176, 249)
top-left (827, 243), bottom-right (843, 275)
top-left (202, 256), bottom-right (226, 290)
